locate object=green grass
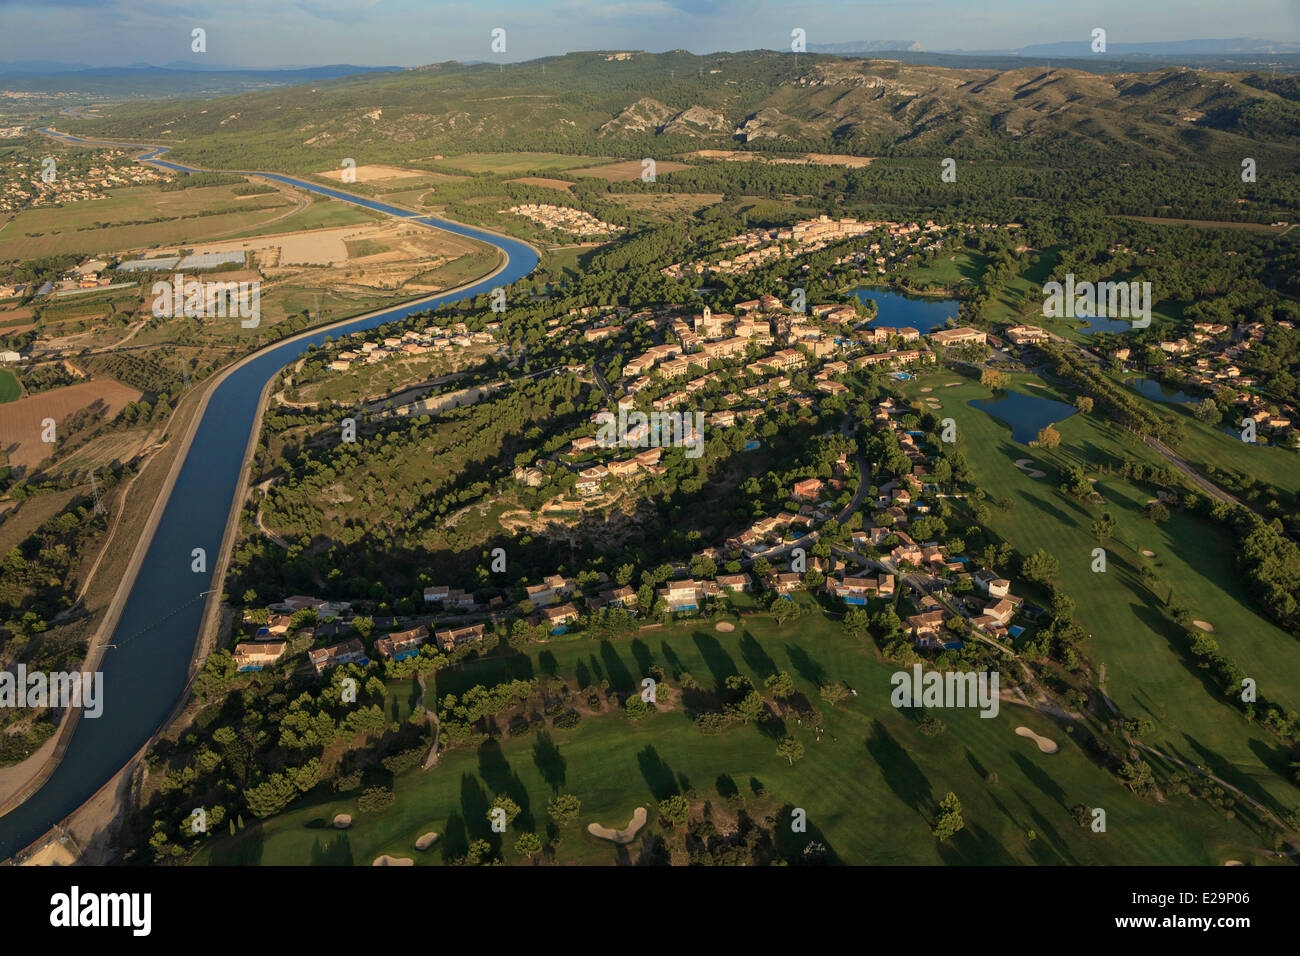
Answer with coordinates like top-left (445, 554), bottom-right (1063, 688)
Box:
top-left (430, 152), bottom-right (609, 174)
top-left (193, 603), bottom-right (1274, 866)
top-left (900, 250), bottom-right (988, 288)
top-left (0, 183), bottom-right (297, 259)
top-left (223, 198), bottom-right (382, 239)
top-left (0, 368), bottom-right (21, 403)
top-left (1107, 374), bottom-right (1300, 498)
top-left (899, 369), bottom-right (1300, 815)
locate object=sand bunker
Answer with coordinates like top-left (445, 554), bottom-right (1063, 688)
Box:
top-left (587, 807), bottom-right (648, 844)
top-left (1014, 459), bottom-right (1046, 479)
top-left (944, 382), bottom-right (961, 387)
top-left (715, 621), bottom-right (735, 632)
top-left (1141, 550), bottom-right (1156, 557)
top-left (1224, 860), bottom-right (1244, 866)
top-left (920, 387), bottom-right (932, 393)
top-left (415, 832), bottom-right (439, 850)
top-left (332, 814), bottom-right (352, 829)
top-left (1015, 726), bottom-right (1059, 754)
top-left (1193, 620), bottom-right (1215, 632)
top-left (372, 855), bottom-right (414, 866)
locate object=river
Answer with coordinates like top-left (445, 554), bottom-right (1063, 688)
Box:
top-left (0, 131), bottom-right (537, 858)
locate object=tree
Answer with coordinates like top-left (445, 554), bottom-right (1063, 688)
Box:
top-left (1075, 396), bottom-right (1094, 414)
top-left (1021, 549), bottom-right (1059, 586)
top-left (730, 690), bottom-right (767, 724)
top-left (918, 714), bottom-right (946, 737)
top-left (488, 794), bottom-right (522, 827)
top-left (777, 734), bottom-right (805, 766)
top-left (1035, 424), bottom-right (1061, 448)
top-left (980, 368), bottom-right (1009, 390)
top-left (770, 599), bottom-right (797, 627)
top-left (624, 696), bottom-right (652, 721)
top-left (547, 793), bottom-right (581, 828)
top-left (1143, 500), bottom-right (1170, 523)
top-left (819, 682), bottom-right (850, 707)
top-left (1090, 511), bottom-right (1116, 541)
top-left (765, 671), bottom-right (796, 698)
top-left (843, 606), bottom-right (872, 639)
top-left (658, 794), bottom-right (690, 828)
top-left (932, 791), bottom-right (965, 840)
top-left (1194, 398), bottom-right (1221, 424)
top-left (513, 831), bottom-right (544, 861)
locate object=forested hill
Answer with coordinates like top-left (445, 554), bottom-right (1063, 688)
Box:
top-left (70, 50), bottom-right (1300, 172)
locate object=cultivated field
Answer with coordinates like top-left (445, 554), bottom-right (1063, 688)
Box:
top-left (682, 150), bottom-right (874, 168)
top-left (0, 368), bottom-right (19, 403)
top-left (0, 183), bottom-right (298, 259)
top-left (430, 152), bottom-right (609, 175)
top-left (316, 164), bottom-right (426, 183)
top-left (505, 177), bottom-right (574, 192)
top-left (570, 159), bottom-right (690, 181)
top-left (0, 378), bottom-right (142, 470)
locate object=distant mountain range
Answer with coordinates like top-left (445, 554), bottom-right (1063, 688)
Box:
top-left (809, 37), bottom-right (1300, 58)
top-left (0, 61), bottom-right (400, 74)
top-left (69, 49), bottom-right (1300, 172)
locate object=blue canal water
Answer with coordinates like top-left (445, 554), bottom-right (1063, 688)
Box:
top-left (853, 287), bottom-right (961, 334)
top-left (968, 390), bottom-right (1077, 444)
top-left (0, 133), bottom-right (537, 858)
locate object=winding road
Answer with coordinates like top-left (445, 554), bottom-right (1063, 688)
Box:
top-left (0, 128), bottom-right (538, 861)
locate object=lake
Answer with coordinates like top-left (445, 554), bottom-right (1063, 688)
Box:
top-left (1125, 377), bottom-right (1197, 405)
top-left (853, 287), bottom-right (961, 334)
top-left (969, 389), bottom-right (1077, 444)
top-left (1075, 312), bottom-right (1131, 335)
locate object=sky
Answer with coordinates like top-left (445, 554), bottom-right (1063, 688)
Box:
top-left (1, 0), bottom-right (1298, 68)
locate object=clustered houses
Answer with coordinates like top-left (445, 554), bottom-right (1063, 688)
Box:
top-left (1, 148), bottom-right (163, 212)
top-left (662, 215), bottom-right (1018, 280)
top-left (808, 395), bottom-right (1035, 650)
top-left (423, 585), bottom-right (479, 611)
top-left (663, 216), bottom-right (882, 278)
top-left (1113, 320), bottom-right (1299, 445)
top-left (326, 321), bottom-right (500, 372)
top-left (502, 203), bottom-right (624, 237)
top-left (726, 512), bottom-right (815, 553)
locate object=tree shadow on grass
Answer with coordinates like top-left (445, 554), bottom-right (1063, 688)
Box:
top-left (309, 832), bottom-right (354, 866)
top-left (692, 633), bottom-right (741, 693)
top-left (773, 803), bottom-right (843, 865)
top-left (935, 822), bottom-right (1018, 865)
top-left (538, 651), bottom-right (558, 678)
top-left (1020, 797), bottom-right (1080, 865)
top-left (784, 642), bottom-right (827, 687)
top-left (637, 744), bottom-right (680, 802)
top-left (208, 823), bottom-right (264, 865)
top-left (532, 730), bottom-right (566, 793)
top-left (440, 810), bottom-right (468, 862)
top-left (738, 632), bottom-right (778, 679)
top-left (659, 641), bottom-right (685, 679)
top-left (599, 640), bottom-right (636, 694)
top-left (864, 719), bottom-right (932, 815)
top-left (478, 738), bottom-right (534, 831)
top-left (1009, 751), bottom-right (1069, 810)
top-left (630, 638), bottom-right (655, 677)
top-left (459, 773), bottom-right (493, 847)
